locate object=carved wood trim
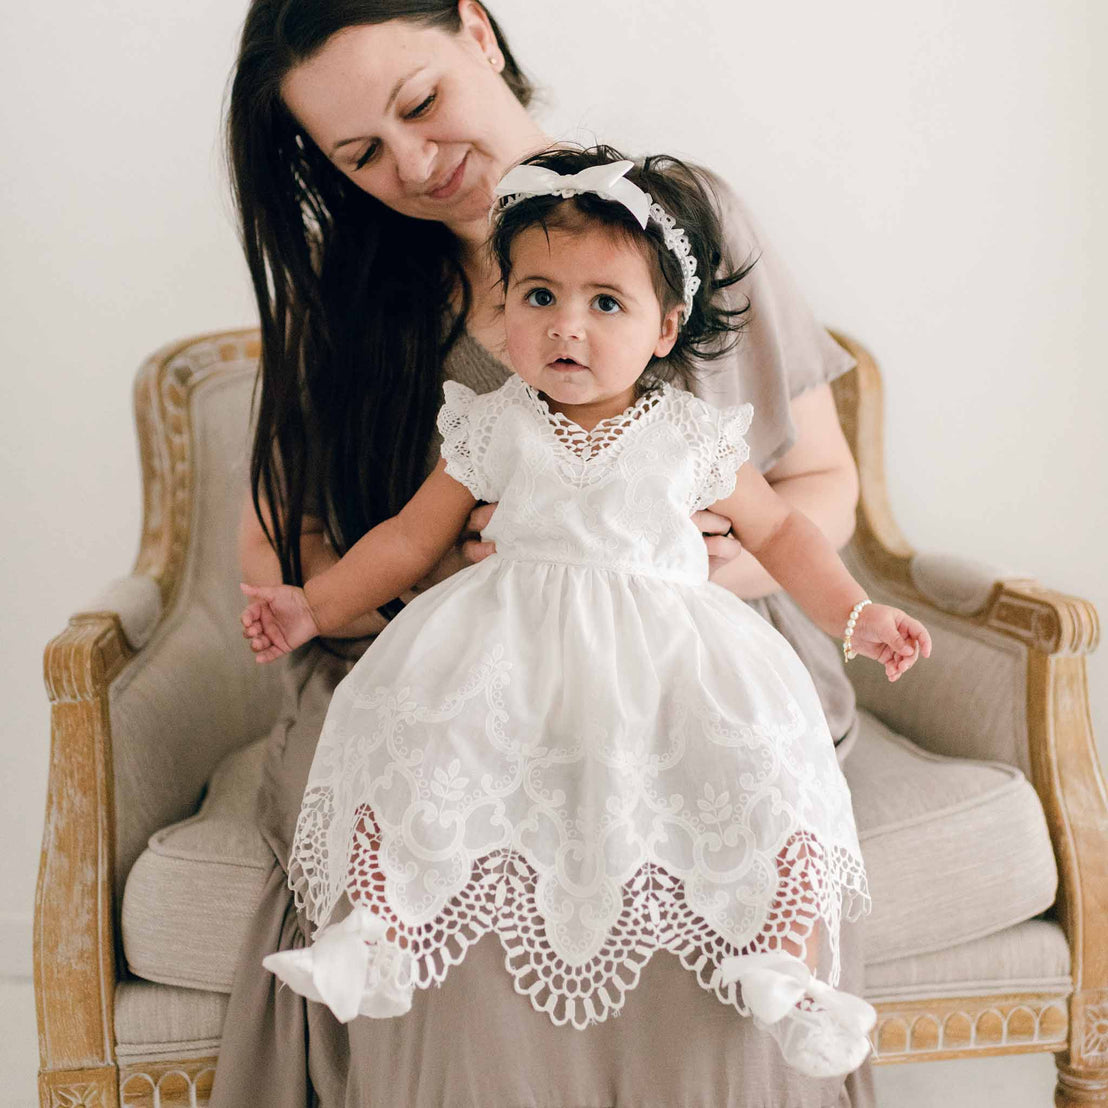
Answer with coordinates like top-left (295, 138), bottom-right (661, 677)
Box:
top-left (39, 1066), bottom-right (119, 1108)
top-left (828, 335), bottom-right (914, 595)
top-left (869, 992), bottom-right (1069, 1064)
top-left (119, 1057), bottom-right (217, 1107)
top-left (1028, 655), bottom-right (1108, 1067)
top-left (36, 615), bottom-right (131, 1082)
top-left (131, 329), bottom-right (261, 614)
top-left (1055, 1058), bottom-right (1108, 1108)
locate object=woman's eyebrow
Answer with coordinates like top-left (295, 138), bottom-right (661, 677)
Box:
top-left (330, 65), bottom-right (426, 155)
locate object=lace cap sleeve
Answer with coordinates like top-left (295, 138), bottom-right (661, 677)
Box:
top-left (436, 381), bottom-right (494, 502)
top-left (693, 400), bottom-right (754, 511)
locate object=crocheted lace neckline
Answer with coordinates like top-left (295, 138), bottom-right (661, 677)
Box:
top-left (520, 378), bottom-right (668, 462)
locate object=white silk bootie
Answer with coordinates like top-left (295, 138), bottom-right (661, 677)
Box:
top-left (719, 951), bottom-right (876, 1078)
top-left (263, 905), bottom-right (415, 1023)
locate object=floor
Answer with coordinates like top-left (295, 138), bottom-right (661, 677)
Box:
top-left (3, 977), bottom-right (1062, 1107)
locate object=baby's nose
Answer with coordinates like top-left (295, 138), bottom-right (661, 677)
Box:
top-left (548, 313), bottom-right (585, 341)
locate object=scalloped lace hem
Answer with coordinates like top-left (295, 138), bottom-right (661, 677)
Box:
top-left (287, 810), bottom-right (869, 1030)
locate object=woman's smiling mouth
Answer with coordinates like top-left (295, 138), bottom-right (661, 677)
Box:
top-left (427, 154), bottom-right (468, 200)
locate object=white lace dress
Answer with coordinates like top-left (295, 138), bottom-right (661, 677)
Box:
top-left (286, 374), bottom-right (869, 1030)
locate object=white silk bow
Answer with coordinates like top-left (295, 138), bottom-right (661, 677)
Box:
top-left (719, 952), bottom-right (877, 1035)
top-left (262, 905), bottom-right (414, 1023)
top-left (494, 159), bottom-right (652, 228)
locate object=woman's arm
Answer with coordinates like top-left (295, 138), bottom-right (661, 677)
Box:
top-left (238, 493), bottom-right (339, 585)
top-left (706, 384), bottom-right (859, 598)
top-left (238, 493), bottom-right (397, 639)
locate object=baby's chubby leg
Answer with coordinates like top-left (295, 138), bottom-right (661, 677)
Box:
top-left (718, 836), bottom-right (874, 1078)
top-left (262, 805), bottom-right (416, 1023)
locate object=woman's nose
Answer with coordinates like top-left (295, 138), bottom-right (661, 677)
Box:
top-left (393, 134), bottom-right (437, 187)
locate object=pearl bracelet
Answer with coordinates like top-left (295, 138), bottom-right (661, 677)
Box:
top-left (841, 599), bottom-right (872, 663)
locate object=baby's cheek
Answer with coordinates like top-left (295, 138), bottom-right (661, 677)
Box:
top-left (504, 321), bottom-right (537, 374)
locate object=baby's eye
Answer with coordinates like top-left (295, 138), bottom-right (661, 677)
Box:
top-left (525, 288), bottom-right (554, 308)
top-left (593, 294), bottom-right (622, 314)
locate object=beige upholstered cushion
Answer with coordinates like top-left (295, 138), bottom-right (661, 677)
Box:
top-left (121, 738), bottom-right (272, 992)
top-left (115, 980), bottom-right (228, 1061)
top-left (121, 710), bottom-right (1058, 993)
top-left (863, 918), bottom-right (1069, 1001)
top-left (845, 712), bottom-right (1057, 964)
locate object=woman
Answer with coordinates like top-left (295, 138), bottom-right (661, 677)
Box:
top-left (214, 2), bottom-right (872, 1105)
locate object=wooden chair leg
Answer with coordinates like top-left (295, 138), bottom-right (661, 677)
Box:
top-left (1055, 990), bottom-right (1108, 1106)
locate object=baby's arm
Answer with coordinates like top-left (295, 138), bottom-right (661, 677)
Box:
top-left (241, 459), bottom-right (477, 660)
top-left (710, 464), bottom-right (931, 680)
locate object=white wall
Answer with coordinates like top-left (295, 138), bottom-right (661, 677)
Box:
top-left (2, 0), bottom-right (1103, 1052)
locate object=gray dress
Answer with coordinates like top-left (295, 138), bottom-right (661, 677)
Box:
top-left (210, 183), bottom-right (874, 1108)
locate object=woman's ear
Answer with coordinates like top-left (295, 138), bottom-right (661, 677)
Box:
top-left (457, 0), bottom-right (499, 58)
top-left (653, 306), bottom-right (683, 358)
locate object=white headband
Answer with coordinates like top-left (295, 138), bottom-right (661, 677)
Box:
top-left (493, 159), bottom-right (702, 324)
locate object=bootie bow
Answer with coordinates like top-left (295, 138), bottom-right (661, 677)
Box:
top-left (263, 905), bottom-right (415, 1023)
top-left (719, 951), bottom-right (876, 1077)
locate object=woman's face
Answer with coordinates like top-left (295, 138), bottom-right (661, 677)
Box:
top-left (282, 4), bottom-right (546, 239)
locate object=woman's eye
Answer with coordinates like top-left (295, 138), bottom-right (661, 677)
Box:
top-left (593, 294), bottom-right (622, 314)
top-left (526, 288), bottom-right (554, 308)
top-left (354, 142), bottom-right (379, 171)
top-left (405, 92), bottom-right (437, 119)
top-left (351, 92), bottom-right (435, 171)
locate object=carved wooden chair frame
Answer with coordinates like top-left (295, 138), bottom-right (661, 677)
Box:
top-left (35, 330), bottom-right (1107, 1107)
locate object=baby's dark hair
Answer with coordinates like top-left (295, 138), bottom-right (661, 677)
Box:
top-left (489, 145), bottom-right (756, 390)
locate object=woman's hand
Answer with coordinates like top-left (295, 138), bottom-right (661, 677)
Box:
top-left (460, 502), bottom-right (498, 564)
top-left (419, 502), bottom-right (499, 587)
top-left (240, 583), bottom-right (322, 663)
top-left (694, 509), bottom-right (744, 574)
top-left (849, 604), bottom-right (932, 682)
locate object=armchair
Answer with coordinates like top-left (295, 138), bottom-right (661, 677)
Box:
top-left (34, 329), bottom-right (1105, 1107)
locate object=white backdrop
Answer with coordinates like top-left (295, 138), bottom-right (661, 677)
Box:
top-left (1, 0), bottom-right (1104, 1041)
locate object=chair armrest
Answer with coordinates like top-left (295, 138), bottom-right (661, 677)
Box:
top-left (909, 551), bottom-right (1030, 616)
top-left (84, 574), bottom-right (163, 650)
top-left (38, 611), bottom-right (130, 1081)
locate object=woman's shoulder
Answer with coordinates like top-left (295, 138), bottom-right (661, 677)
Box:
top-left (679, 162), bottom-right (761, 258)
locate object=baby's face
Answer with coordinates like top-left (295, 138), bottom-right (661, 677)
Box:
top-left (503, 225), bottom-right (681, 418)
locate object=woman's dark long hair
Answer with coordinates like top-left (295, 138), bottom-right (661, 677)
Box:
top-left (228, 1), bottom-right (533, 583)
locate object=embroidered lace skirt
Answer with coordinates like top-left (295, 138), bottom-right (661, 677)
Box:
top-left (286, 556), bottom-right (869, 1028)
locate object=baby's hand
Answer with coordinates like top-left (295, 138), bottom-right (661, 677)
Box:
top-left (240, 583), bottom-right (321, 663)
top-left (849, 603), bottom-right (932, 682)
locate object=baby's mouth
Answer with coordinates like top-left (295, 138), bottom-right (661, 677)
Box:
top-left (548, 356), bottom-right (587, 371)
